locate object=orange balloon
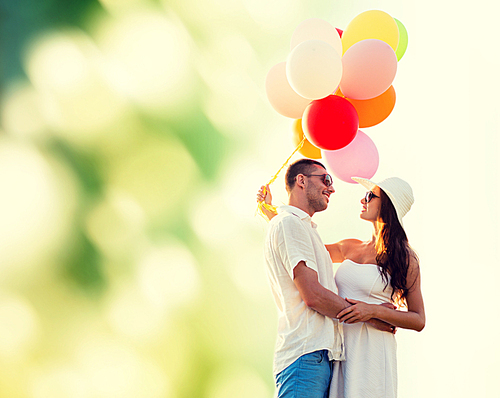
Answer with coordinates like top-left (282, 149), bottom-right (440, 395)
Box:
top-left (292, 119), bottom-right (322, 159)
top-left (339, 86), bottom-right (396, 128)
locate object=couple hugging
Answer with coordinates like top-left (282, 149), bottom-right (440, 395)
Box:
top-left (257, 159), bottom-right (425, 398)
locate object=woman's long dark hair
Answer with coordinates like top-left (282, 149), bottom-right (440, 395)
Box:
top-left (375, 190), bottom-right (418, 306)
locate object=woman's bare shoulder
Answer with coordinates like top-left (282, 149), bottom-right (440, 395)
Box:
top-left (326, 239), bottom-right (363, 263)
top-left (337, 238), bottom-right (364, 248)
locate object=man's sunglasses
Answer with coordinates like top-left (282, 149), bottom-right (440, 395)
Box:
top-left (364, 191), bottom-right (379, 203)
top-left (302, 173), bottom-right (333, 187)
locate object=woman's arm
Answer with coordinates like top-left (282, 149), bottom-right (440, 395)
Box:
top-left (325, 242), bottom-right (343, 263)
top-left (337, 256), bottom-right (426, 332)
top-left (257, 185), bottom-right (277, 221)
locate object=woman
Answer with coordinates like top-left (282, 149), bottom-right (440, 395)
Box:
top-left (257, 176), bottom-right (425, 398)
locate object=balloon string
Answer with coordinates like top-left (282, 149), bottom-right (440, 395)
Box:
top-left (256, 136), bottom-right (306, 220)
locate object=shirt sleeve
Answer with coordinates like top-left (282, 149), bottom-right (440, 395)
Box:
top-left (275, 215), bottom-right (318, 279)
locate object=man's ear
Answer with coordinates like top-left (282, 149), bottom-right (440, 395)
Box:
top-left (295, 174), bottom-right (306, 189)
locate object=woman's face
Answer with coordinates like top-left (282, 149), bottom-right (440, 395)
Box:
top-left (360, 186), bottom-right (382, 222)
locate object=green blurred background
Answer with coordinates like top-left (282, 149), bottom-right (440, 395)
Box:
top-left (0, 0), bottom-right (499, 397)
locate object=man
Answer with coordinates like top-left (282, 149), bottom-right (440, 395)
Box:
top-left (261, 159), bottom-right (391, 398)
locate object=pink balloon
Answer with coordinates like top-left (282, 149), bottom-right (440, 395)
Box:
top-left (265, 62), bottom-right (311, 118)
top-left (340, 39), bottom-right (397, 100)
top-left (321, 130), bottom-right (379, 183)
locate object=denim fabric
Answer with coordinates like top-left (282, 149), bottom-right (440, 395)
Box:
top-left (275, 350), bottom-right (333, 398)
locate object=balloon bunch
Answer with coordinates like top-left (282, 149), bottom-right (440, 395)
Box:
top-left (265, 10), bottom-right (408, 183)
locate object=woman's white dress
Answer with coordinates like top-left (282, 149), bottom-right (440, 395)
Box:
top-left (330, 259), bottom-right (397, 398)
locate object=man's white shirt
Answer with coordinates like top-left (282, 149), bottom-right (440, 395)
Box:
top-left (264, 205), bottom-right (344, 376)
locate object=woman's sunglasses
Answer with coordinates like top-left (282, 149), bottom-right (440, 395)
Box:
top-left (303, 173), bottom-right (333, 187)
top-left (364, 191), bottom-right (379, 203)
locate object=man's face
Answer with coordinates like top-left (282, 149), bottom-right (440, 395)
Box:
top-left (304, 166), bottom-right (335, 213)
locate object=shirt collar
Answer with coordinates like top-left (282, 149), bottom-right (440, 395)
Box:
top-left (278, 205), bottom-right (317, 228)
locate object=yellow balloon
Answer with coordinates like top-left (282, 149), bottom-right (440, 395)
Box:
top-left (292, 119), bottom-right (321, 159)
top-left (341, 10), bottom-right (399, 54)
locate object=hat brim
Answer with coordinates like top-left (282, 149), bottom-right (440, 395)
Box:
top-left (351, 177), bottom-right (377, 191)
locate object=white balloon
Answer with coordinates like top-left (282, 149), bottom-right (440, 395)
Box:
top-left (286, 40), bottom-right (343, 100)
top-left (290, 18), bottom-right (342, 56)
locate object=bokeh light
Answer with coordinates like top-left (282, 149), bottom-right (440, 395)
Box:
top-left (0, 294), bottom-right (39, 360)
top-left (105, 134), bottom-right (198, 218)
top-left (74, 336), bottom-right (169, 398)
top-left (205, 366), bottom-right (272, 398)
top-left (105, 280), bottom-right (166, 341)
top-left (0, 140), bottom-right (77, 281)
top-left (85, 190), bottom-right (147, 260)
top-left (1, 83), bottom-right (46, 139)
top-left (30, 365), bottom-right (90, 398)
top-left (95, 8), bottom-right (196, 115)
top-left (24, 31), bottom-right (128, 143)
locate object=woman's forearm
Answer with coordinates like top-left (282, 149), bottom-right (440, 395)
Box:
top-left (338, 299), bottom-right (425, 332)
top-left (372, 305), bottom-right (425, 332)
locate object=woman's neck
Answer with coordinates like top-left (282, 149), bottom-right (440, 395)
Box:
top-left (371, 220), bottom-right (381, 244)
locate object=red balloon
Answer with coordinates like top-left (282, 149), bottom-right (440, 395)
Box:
top-left (302, 95), bottom-right (359, 150)
top-left (336, 28), bottom-right (343, 38)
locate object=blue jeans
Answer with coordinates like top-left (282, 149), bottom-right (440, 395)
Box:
top-left (275, 350), bottom-right (333, 398)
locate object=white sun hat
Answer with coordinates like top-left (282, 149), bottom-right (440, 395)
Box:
top-left (351, 176), bottom-right (414, 228)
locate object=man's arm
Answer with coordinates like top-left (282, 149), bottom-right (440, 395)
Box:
top-left (366, 316), bottom-right (396, 334)
top-left (294, 262), bottom-right (396, 333)
top-left (293, 261), bottom-right (349, 318)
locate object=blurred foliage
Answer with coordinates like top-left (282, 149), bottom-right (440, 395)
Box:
top-left (0, 0), bottom-right (103, 83)
top-left (47, 138), bottom-right (105, 198)
top-left (166, 110), bottom-right (231, 181)
top-left (0, 0), bottom-right (277, 396)
top-left (62, 230), bottom-right (107, 293)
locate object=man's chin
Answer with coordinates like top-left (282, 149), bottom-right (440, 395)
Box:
top-left (307, 196), bottom-right (329, 213)
top-left (315, 203), bottom-right (329, 213)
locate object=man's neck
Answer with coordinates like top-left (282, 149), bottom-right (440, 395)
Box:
top-left (288, 197), bottom-right (314, 217)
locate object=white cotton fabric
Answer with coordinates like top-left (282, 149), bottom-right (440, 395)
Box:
top-left (330, 259), bottom-right (397, 398)
top-left (264, 205), bottom-right (344, 376)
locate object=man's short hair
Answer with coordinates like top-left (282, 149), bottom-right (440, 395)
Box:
top-left (285, 158), bottom-right (327, 193)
